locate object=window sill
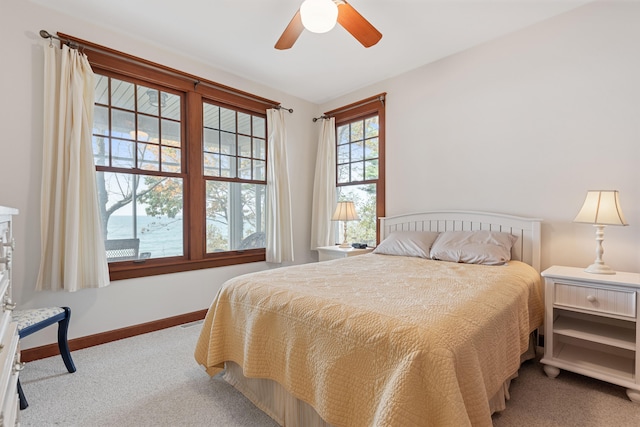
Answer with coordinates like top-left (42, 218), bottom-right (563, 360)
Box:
top-left (108, 250), bottom-right (266, 280)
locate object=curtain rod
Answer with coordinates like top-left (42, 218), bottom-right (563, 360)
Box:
top-left (39, 30), bottom-right (292, 112)
top-left (40, 30), bottom-right (79, 48)
top-left (275, 106), bottom-right (294, 113)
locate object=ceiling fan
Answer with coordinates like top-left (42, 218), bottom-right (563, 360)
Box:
top-left (275, 0), bottom-right (382, 50)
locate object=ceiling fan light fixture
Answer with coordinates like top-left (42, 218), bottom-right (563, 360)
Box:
top-left (300, 0), bottom-right (338, 34)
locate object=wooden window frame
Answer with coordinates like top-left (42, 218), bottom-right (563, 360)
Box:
top-left (64, 34), bottom-right (278, 280)
top-left (328, 94), bottom-right (386, 244)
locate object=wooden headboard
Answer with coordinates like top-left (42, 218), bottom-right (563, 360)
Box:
top-left (379, 211), bottom-right (542, 272)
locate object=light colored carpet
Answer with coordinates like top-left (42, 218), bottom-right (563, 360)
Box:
top-left (18, 322), bottom-right (639, 426)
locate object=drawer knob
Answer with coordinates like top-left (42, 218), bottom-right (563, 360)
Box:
top-left (586, 295), bottom-right (597, 303)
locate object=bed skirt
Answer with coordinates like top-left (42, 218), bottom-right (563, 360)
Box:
top-left (222, 335), bottom-right (538, 426)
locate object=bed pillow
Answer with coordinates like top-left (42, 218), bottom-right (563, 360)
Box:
top-left (429, 230), bottom-right (518, 265)
top-left (373, 231), bottom-right (440, 259)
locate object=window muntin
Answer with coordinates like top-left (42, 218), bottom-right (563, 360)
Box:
top-left (203, 104), bottom-right (266, 181)
top-left (337, 115), bottom-right (379, 184)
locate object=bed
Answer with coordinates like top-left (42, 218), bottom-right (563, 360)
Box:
top-left (195, 211), bottom-right (544, 427)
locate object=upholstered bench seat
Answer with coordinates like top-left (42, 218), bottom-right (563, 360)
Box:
top-left (11, 306), bottom-right (76, 409)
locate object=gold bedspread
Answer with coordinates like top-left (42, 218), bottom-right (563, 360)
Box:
top-left (194, 254), bottom-right (544, 427)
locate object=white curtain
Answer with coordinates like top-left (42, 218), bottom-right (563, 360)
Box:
top-left (310, 117), bottom-right (336, 249)
top-left (265, 109), bottom-right (294, 263)
top-left (36, 43), bottom-right (110, 292)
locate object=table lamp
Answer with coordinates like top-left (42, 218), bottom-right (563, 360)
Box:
top-left (573, 190), bottom-right (628, 274)
top-left (331, 201), bottom-right (359, 248)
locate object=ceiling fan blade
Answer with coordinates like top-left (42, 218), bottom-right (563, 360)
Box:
top-left (275, 10), bottom-right (304, 50)
top-left (336, 1), bottom-right (382, 48)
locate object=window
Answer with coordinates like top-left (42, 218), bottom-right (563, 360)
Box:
top-left (203, 103), bottom-right (267, 253)
top-left (93, 75), bottom-right (185, 261)
top-left (75, 34), bottom-right (278, 280)
top-left (331, 94), bottom-right (386, 246)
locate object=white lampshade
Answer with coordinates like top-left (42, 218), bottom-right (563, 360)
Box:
top-left (331, 201), bottom-right (359, 222)
top-left (574, 190), bottom-right (628, 274)
top-left (574, 190), bottom-right (628, 226)
top-left (300, 0), bottom-right (338, 34)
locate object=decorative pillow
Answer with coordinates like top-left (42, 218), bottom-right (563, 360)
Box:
top-left (429, 230), bottom-right (518, 265)
top-left (373, 231), bottom-right (440, 259)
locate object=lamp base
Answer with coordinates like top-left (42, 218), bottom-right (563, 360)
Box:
top-left (584, 262), bottom-right (616, 275)
top-left (338, 242), bottom-right (351, 248)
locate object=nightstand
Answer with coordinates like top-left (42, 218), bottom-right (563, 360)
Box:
top-left (316, 245), bottom-right (374, 262)
top-left (540, 265), bottom-right (640, 402)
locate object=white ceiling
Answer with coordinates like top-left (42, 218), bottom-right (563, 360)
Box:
top-left (32, 0), bottom-right (591, 104)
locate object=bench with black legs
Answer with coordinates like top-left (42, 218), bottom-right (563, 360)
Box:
top-left (11, 306), bottom-right (76, 409)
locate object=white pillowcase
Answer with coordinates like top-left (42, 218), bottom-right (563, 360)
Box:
top-left (373, 231), bottom-right (440, 259)
top-left (429, 230), bottom-right (518, 265)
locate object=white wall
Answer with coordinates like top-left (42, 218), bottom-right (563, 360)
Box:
top-left (3, 0), bottom-right (639, 350)
top-left (322, 1), bottom-right (639, 275)
top-left (0, 0), bottom-right (320, 349)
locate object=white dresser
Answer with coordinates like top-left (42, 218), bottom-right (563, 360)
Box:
top-left (0, 206), bottom-right (20, 425)
top-left (541, 265), bottom-right (640, 403)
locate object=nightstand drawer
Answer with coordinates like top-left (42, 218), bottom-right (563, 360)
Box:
top-left (554, 282), bottom-right (636, 318)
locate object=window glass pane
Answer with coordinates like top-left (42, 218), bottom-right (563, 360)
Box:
top-left (365, 138), bottom-right (378, 160)
top-left (351, 141), bottom-right (364, 162)
top-left (93, 136), bottom-right (109, 166)
top-left (95, 75), bottom-right (109, 105)
top-left (111, 79), bottom-right (135, 110)
top-left (206, 180), bottom-right (230, 252)
top-left (204, 128), bottom-right (220, 153)
top-left (220, 108), bottom-right (236, 132)
top-left (112, 139), bottom-right (135, 168)
top-left (97, 171), bottom-right (184, 261)
top-left (161, 119), bottom-right (181, 148)
top-left (238, 158), bottom-right (252, 180)
top-left (351, 161), bottom-right (364, 181)
top-left (203, 104), bottom-right (219, 128)
top-left (364, 159), bottom-right (378, 180)
top-left (253, 138), bottom-right (266, 160)
top-left (93, 105), bottom-right (109, 136)
top-left (238, 135), bottom-right (251, 157)
top-left (337, 125), bottom-right (350, 144)
top-left (161, 92), bottom-right (180, 120)
top-left (112, 110), bottom-right (135, 139)
top-left (203, 152), bottom-right (219, 177)
top-left (220, 132), bottom-right (236, 155)
top-left (137, 143), bottom-right (160, 171)
top-left (205, 181), bottom-right (266, 253)
top-left (350, 121), bottom-right (363, 141)
top-left (220, 155), bottom-right (234, 177)
top-left (254, 160), bottom-right (265, 181)
top-left (253, 116), bottom-right (265, 138)
top-left (161, 147), bottom-right (181, 173)
top-left (337, 184), bottom-right (376, 247)
top-left (238, 112), bottom-right (251, 135)
top-left (138, 115), bottom-right (159, 142)
top-left (365, 116), bottom-right (379, 138)
top-left (337, 164), bottom-right (350, 184)
top-left (138, 86), bottom-right (159, 116)
top-left (337, 144), bottom-right (349, 164)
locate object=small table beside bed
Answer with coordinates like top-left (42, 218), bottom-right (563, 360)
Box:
top-left (195, 211), bottom-right (545, 427)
